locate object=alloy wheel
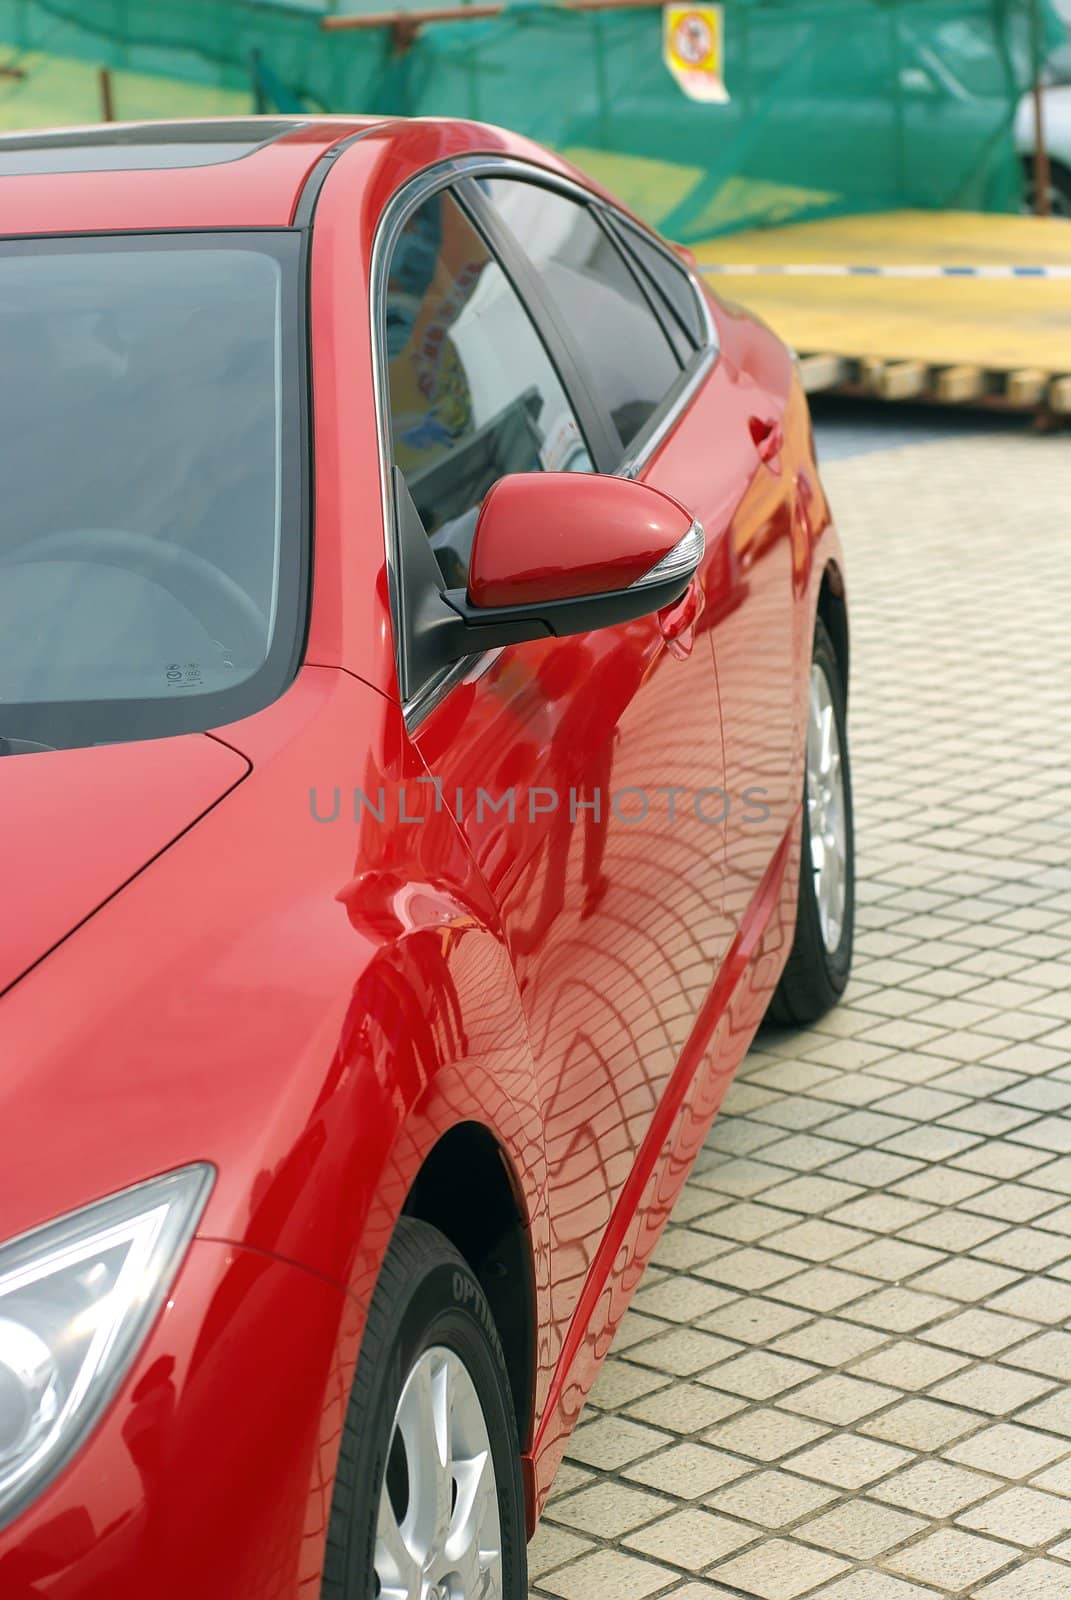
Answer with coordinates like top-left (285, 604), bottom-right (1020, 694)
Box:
top-left (375, 1346), bottom-right (503, 1600)
top-left (806, 660), bottom-right (848, 955)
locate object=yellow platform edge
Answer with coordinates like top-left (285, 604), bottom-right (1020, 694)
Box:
top-left (695, 211), bottom-right (1071, 412)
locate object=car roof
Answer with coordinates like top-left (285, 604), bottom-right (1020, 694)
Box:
top-left (0, 118), bottom-right (322, 175)
top-left (0, 115), bottom-right (577, 237)
top-left (0, 116), bottom-right (386, 235)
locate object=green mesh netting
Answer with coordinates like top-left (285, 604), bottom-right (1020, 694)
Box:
top-left (0, 0), bottom-right (1061, 239)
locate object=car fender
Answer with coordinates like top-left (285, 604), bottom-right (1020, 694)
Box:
top-left (1, 668), bottom-right (550, 1343)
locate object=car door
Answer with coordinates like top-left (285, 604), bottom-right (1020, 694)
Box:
top-left (378, 170), bottom-right (731, 1351)
top-left (649, 296), bottom-right (800, 941)
top-left (603, 212), bottom-right (800, 941)
top-left (494, 179), bottom-right (799, 939)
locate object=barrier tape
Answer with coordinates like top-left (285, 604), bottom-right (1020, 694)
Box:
top-left (697, 262), bottom-right (1071, 279)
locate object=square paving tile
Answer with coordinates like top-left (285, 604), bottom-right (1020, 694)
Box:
top-left (530, 434), bottom-right (1071, 1600)
top-left (923, 1308), bottom-right (1040, 1358)
top-left (703, 1299), bottom-right (811, 1347)
top-left (711, 1537), bottom-right (850, 1599)
top-left (813, 1575), bottom-right (946, 1600)
top-left (1030, 1458), bottom-right (1071, 1498)
top-left (972, 1558), bottom-right (1071, 1600)
top-left (626, 1384), bottom-right (746, 1435)
top-left (623, 1443), bottom-right (753, 1498)
top-left (772, 1320), bottom-right (886, 1368)
top-left (624, 1507), bottom-right (758, 1568)
top-left (873, 1458), bottom-right (1002, 1517)
top-left (567, 1417), bottom-right (673, 1471)
top-left (841, 1287), bottom-right (956, 1333)
top-left (849, 1341), bottom-right (968, 1392)
top-left (706, 1351), bottom-right (821, 1401)
top-left (1016, 1391), bottom-right (1071, 1439)
top-left (957, 1484), bottom-right (1071, 1546)
top-left (538, 1549), bottom-right (679, 1599)
top-left (929, 1364), bottom-right (1055, 1416)
top-left (702, 1409), bottom-right (830, 1464)
top-left (787, 1433), bottom-right (911, 1490)
top-left (948, 1423), bottom-right (1069, 1478)
top-left (861, 1398), bottom-right (979, 1451)
top-left (782, 1374), bottom-right (900, 1426)
top-left (886, 1527), bottom-right (1019, 1589)
top-left (707, 1469), bottom-right (838, 1529)
top-left (773, 1267), bottom-right (876, 1312)
top-left (630, 1329), bottom-right (745, 1378)
top-left (797, 1497), bottom-right (926, 1558)
top-left (1004, 1330), bottom-right (1071, 1381)
top-left (548, 1481), bottom-right (675, 1539)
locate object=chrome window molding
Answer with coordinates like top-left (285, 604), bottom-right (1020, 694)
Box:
top-left (368, 152), bottom-right (720, 731)
top-left (616, 339), bottom-right (717, 482)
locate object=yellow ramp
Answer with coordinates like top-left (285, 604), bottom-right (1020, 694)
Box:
top-left (694, 211), bottom-right (1071, 404)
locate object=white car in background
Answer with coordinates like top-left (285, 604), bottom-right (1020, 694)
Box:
top-left (1017, 0), bottom-right (1071, 214)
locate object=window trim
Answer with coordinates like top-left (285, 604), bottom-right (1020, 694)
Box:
top-left (370, 163), bottom-right (606, 719)
top-left (589, 206), bottom-right (694, 367)
top-left (460, 176), bottom-right (681, 466)
top-left (456, 159), bottom-right (719, 475)
top-left (454, 177), bottom-right (621, 474)
top-left (605, 211), bottom-right (705, 354)
top-left (604, 222), bottom-right (718, 481)
top-left (369, 154), bottom-right (719, 728)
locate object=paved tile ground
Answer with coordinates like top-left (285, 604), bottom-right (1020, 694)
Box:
top-left (529, 430), bottom-right (1071, 1599)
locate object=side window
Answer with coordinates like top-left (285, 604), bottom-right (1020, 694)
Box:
top-left (384, 188), bottom-right (593, 589)
top-left (482, 179), bottom-right (681, 451)
top-left (613, 221), bottom-right (707, 353)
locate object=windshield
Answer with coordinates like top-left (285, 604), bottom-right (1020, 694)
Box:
top-left (0, 231), bottom-right (304, 754)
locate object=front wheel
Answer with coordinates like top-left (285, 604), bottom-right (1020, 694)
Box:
top-left (768, 616), bottom-right (855, 1025)
top-left (322, 1218), bottom-right (527, 1600)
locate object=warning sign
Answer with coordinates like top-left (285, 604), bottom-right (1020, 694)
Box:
top-left (663, 5), bottom-right (728, 103)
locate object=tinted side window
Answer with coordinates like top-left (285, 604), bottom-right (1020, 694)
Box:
top-left (484, 180), bottom-right (681, 451)
top-left (385, 189), bottom-right (593, 588)
top-left (615, 222), bottom-right (706, 350)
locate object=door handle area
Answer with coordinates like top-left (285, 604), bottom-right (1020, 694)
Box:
top-left (658, 575), bottom-right (704, 659)
top-left (749, 415), bottom-right (784, 470)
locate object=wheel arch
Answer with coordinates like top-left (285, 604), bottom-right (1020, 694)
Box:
top-left (324, 877), bottom-right (551, 1488)
top-left (817, 559), bottom-right (849, 696)
top-left (403, 1120), bottom-right (538, 1457)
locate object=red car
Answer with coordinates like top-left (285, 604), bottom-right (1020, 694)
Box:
top-left (0, 116), bottom-right (853, 1598)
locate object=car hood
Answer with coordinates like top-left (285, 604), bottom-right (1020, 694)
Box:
top-left (0, 733), bottom-right (250, 995)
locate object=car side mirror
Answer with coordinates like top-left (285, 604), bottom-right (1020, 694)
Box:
top-left (443, 473), bottom-right (704, 651)
top-left (393, 469), bottom-right (705, 695)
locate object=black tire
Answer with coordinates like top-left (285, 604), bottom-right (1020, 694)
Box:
top-left (767, 617), bottom-right (854, 1026)
top-left (322, 1217), bottom-right (527, 1600)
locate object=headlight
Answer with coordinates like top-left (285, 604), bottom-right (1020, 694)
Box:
top-left (0, 1163), bottom-right (213, 1527)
